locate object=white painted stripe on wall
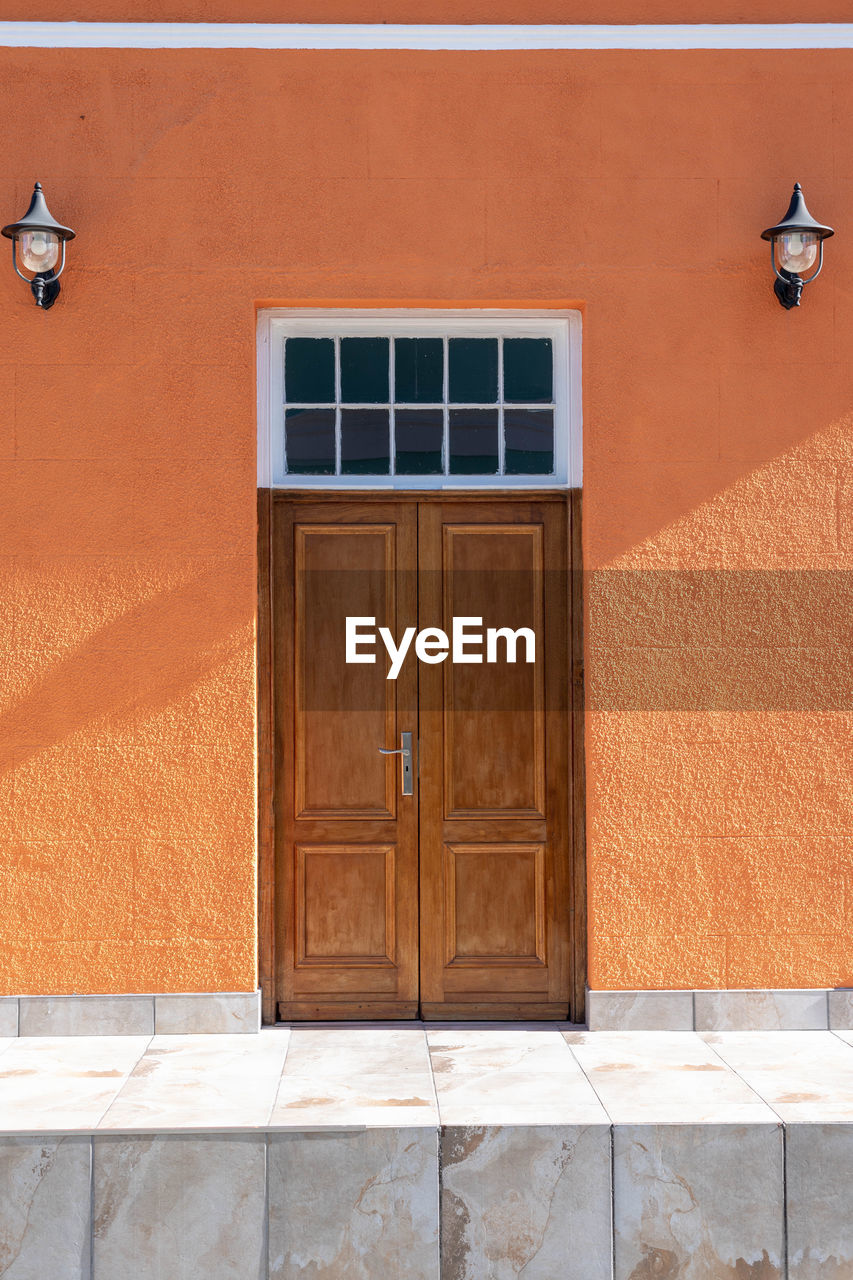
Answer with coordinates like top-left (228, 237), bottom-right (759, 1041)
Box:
top-left (2, 21), bottom-right (853, 50)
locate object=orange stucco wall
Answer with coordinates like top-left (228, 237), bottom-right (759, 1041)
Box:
top-left (3, 2), bottom-right (853, 23)
top-left (1, 43), bottom-right (851, 994)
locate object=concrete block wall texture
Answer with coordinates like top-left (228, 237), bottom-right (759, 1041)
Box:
top-left (1, 38), bottom-right (852, 995)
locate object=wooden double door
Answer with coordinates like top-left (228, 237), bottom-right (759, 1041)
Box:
top-left (271, 493), bottom-right (575, 1020)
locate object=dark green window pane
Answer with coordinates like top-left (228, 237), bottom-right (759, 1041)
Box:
top-left (503, 338), bottom-right (553, 403)
top-left (395, 409), bottom-right (443, 475)
top-left (341, 409), bottom-right (390, 474)
top-left (340, 337), bottom-right (389, 404)
top-left (285, 408), bottom-right (336, 475)
top-left (285, 338), bottom-right (335, 404)
top-left (449, 409), bottom-right (499, 475)
top-left (505, 409), bottom-right (554, 475)
top-left (395, 338), bottom-right (443, 403)
top-left (449, 338), bottom-right (498, 404)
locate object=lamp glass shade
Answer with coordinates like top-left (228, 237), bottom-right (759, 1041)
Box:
top-left (18, 229), bottom-right (60, 273)
top-left (776, 230), bottom-right (819, 274)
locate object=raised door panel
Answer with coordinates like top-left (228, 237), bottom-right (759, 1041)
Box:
top-left (295, 845), bottom-right (397, 968)
top-left (294, 524), bottom-right (397, 819)
top-left (274, 498), bottom-right (419, 1019)
top-left (441, 524), bottom-right (545, 819)
top-left (444, 843), bottom-right (546, 968)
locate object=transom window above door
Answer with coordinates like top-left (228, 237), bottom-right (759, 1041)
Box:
top-left (258, 312), bottom-right (581, 489)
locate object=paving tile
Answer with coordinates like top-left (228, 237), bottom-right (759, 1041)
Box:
top-left (432, 1068), bottom-right (607, 1127)
top-left (100, 1031), bottom-right (289, 1130)
top-left (93, 1134), bottom-right (266, 1280)
top-left (707, 1031), bottom-right (853, 1121)
top-left (0, 1136), bottom-right (91, 1279)
top-left (269, 1128), bottom-right (439, 1279)
top-left (154, 992), bottom-right (260, 1034)
top-left (566, 1031), bottom-right (775, 1124)
top-left (587, 990), bottom-right (694, 1030)
top-left (283, 1026), bottom-right (431, 1076)
top-left (564, 1028), bottom-right (726, 1071)
top-left (19, 995), bottom-right (154, 1036)
top-left (430, 1029), bottom-right (605, 1126)
top-left (0, 1037), bottom-right (149, 1133)
top-left (613, 1123), bottom-right (784, 1280)
top-left (694, 989), bottom-right (828, 1031)
top-left (428, 1028), bottom-right (581, 1074)
top-left (787, 1123), bottom-right (853, 1279)
top-left (441, 1124), bottom-right (611, 1280)
top-left (270, 1072), bottom-right (437, 1129)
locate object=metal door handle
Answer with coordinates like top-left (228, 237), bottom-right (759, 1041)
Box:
top-left (379, 732), bottom-right (413, 795)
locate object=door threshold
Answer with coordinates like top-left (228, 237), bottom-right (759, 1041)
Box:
top-left (272, 1018), bottom-right (584, 1030)
top-left (278, 1002), bottom-right (419, 1021)
top-left (276, 1001), bottom-right (570, 1024)
top-left (421, 1002), bottom-right (570, 1021)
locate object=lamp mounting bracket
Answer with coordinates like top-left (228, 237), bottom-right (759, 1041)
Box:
top-left (774, 268), bottom-right (805, 310)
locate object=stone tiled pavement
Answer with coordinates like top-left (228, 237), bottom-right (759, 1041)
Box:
top-left (1, 1025), bottom-right (852, 1277)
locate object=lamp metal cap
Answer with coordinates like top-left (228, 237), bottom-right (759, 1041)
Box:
top-left (761, 182), bottom-right (834, 242)
top-left (1, 182), bottom-right (76, 242)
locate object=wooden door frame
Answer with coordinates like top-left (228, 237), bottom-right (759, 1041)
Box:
top-left (256, 488), bottom-right (587, 1025)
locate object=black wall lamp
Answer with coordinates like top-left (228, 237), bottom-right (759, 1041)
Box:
top-left (1, 183), bottom-right (75, 310)
top-left (761, 183), bottom-right (833, 310)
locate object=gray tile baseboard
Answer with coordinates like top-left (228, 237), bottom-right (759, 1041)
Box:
top-left (585, 989), bottom-right (695, 1031)
top-left (6, 988), bottom-right (853, 1034)
top-left (4, 992), bottom-right (261, 1036)
top-left (588, 987), bottom-right (853, 1031)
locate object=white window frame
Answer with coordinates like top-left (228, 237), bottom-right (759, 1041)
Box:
top-left (257, 308), bottom-right (582, 489)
